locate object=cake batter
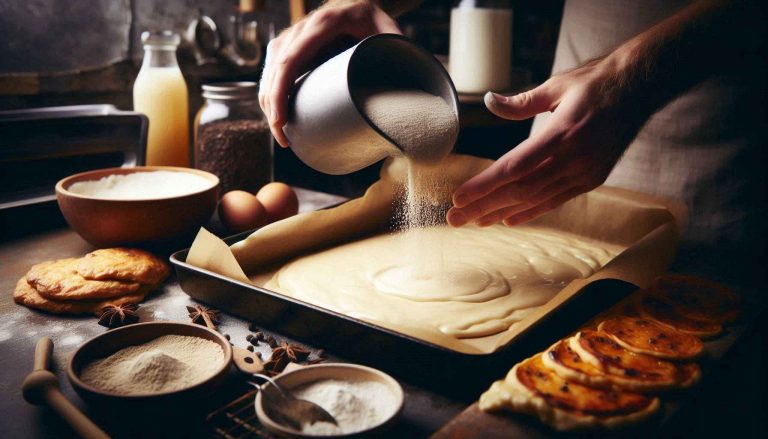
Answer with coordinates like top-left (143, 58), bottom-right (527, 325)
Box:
top-left (265, 224), bottom-right (619, 341)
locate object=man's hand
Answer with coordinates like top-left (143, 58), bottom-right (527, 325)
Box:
top-left (259, 0), bottom-right (401, 148)
top-left (447, 0), bottom-right (761, 228)
top-left (446, 56), bottom-right (648, 228)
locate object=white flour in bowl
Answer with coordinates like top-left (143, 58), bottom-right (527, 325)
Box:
top-left (291, 378), bottom-right (398, 435)
top-left (79, 334), bottom-right (225, 395)
top-left (68, 171), bottom-right (213, 200)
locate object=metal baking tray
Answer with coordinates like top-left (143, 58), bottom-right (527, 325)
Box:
top-left (0, 104), bottom-right (147, 210)
top-left (170, 233), bottom-right (638, 394)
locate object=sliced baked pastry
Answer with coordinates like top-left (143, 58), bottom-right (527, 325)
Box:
top-left (637, 294), bottom-right (722, 338)
top-left (646, 275), bottom-right (740, 323)
top-left (571, 330), bottom-right (701, 391)
top-left (479, 354), bottom-right (660, 431)
top-left (597, 316), bottom-right (704, 360)
top-left (543, 339), bottom-right (620, 389)
top-left (544, 336), bottom-right (697, 392)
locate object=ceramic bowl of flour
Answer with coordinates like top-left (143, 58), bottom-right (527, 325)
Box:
top-left (67, 322), bottom-right (232, 409)
top-left (256, 363), bottom-right (404, 438)
top-left (56, 166), bottom-right (219, 247)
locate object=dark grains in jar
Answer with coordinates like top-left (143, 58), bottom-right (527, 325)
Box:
top-left (196, 119), bottom-right (272, 193)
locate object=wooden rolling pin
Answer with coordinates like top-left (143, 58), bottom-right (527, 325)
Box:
top-left (21, 338), bottom-right (110, 439)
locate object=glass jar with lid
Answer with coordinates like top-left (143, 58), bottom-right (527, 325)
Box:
top-left (194, 81), bottom-right (272, 193)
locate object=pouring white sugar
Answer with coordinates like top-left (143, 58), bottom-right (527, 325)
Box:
top-left (68, 171), bottom-right (213, 200)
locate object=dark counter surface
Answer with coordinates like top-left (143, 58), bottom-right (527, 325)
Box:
top-left (1, 188), bottom-right (765, 438)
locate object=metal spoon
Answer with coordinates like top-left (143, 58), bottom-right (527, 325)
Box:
top-left (249, 373), bottom-right (338, 431)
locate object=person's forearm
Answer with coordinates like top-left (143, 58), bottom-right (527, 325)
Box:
top-left (601, 0), bottom-right (764, 119)
top-left (324, 0), bottom-right (421, 17)
top-left (376, 0), bottom-right (422, 16)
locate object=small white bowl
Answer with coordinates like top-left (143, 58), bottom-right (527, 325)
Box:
top-left (255, 363), bottom-right (404, 438)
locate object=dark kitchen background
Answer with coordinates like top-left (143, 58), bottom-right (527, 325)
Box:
top-left (0, 0), bottom-right (563, 197)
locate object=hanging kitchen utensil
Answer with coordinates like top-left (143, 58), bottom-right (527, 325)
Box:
top-left (186, 10), bottom-right (222, 66)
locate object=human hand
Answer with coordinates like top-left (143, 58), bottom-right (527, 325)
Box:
top-left (446, 56), bottom-right (652, 228)
top-left (259, 0), bottom-right (401, 147)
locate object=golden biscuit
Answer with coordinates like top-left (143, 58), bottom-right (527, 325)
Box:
top-left (597, 316), bottom-right (704, 360)
top-left (77, 248), bottom-right (170, 285)
top-left (479, 354), bottom-right (659, 431)
top-left (646, 275), bottom-right (740, 323)
top-left (14, 277), bottom-right (151, 315)
top-left (27, 258), bottom-right (141, 300)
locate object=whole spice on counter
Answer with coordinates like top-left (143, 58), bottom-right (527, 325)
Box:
top-left (264, 334), bottom-right (277, 348)
top-left (187, 305), bottom-right (219, 328)
top-left (275, 341), bottom-right (311, 362)
top-left (263, 341), bottom-right (315, 375)
top-left (80, 335), bottom-right (225, 395)
top-left (97, 303), bottom-right (140, 328)
top-left (196, 119), bottom-right (272, 193)
top-left (292, 379), bottom-right (398, 435)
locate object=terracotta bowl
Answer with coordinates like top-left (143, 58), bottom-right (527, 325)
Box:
top-left (56, 166), bottom-right (219, 247)
top-left (255, 363), bottom-right (404, 438)
top-left (68, 322), bottom-right (232, 410)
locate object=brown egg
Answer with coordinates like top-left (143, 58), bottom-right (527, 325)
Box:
top-left (256, 182), bottom-right (299, 222)
top-left (218, 190), bottom-right (269, 233)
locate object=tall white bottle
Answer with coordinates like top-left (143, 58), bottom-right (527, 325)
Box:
top-left (449, 0), bottom-right (513, 94)
top-left (133, 31), bottom-right (190, 167)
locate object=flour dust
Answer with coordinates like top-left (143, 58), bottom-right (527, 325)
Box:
top-left (359, 87), bottom-right (459, 285)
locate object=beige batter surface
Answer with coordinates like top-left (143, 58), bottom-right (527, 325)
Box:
top-left (264, 224), bottom-right (620, 342)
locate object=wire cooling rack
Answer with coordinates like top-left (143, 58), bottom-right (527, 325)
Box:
top-left (207, 387), bottom-right (278, 439)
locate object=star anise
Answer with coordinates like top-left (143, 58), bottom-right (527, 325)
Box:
top-left (274, 341), bottom-right (311, 363)
top-left (98, 303), bottom-right (139, 328)
top-left (186, 305), bottom-right (218, 330)
top-left (263, 350), bottom-right (289, 376)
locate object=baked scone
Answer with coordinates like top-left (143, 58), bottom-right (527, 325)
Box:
top-left (77, 248), bottom-right (170, 285)
top-left (637, 294), bottom-right (722, 338)
top-left (597, 316), bottom-right (704, 360)
top-left (571, 330), bottom-right (700, 391)
top-left (14, 276), bottom-right (150, 315)
top-left (479, 354), bottom-right (660, 431)
top-left (646, 275), bottom-right (740, 323)
top-left (27, 258), bottom-right (141, 300)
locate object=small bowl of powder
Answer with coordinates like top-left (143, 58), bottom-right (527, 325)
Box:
top-left (56, 166), bottom-right (219, 247)
top-left (68, 322), bottom-right (231, 409)
top-left (255, 363), bottom-right (404, 438)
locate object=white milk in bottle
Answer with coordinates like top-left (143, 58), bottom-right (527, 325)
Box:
top-left (133, 31), bottom-right (190, 167)
top-left (449, 1), bottom-right (513, 94)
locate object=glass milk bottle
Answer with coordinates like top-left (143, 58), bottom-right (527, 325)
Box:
top-left (133, 31), bottom-right (190, 167)
top-left (449, 0), bottom-right (513, 94)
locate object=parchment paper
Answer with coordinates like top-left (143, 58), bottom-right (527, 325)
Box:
top-left (187, 154), bottom-right (684, 354)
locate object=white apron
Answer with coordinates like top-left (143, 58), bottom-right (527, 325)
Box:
top-left (531, 0), bottom-right (766, 249)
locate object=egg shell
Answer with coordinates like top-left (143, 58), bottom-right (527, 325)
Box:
top-left (256, 183), bottom-right (299, 223)
top-left (218, 190), bottom-right (269, 233)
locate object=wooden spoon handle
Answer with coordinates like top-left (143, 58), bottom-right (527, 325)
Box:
top-left (34, 337), bottom-right (53, 371)
top-left (201, 313), bottom-right (216, 331)
top-left (45, 387), bottom-right (110, 439)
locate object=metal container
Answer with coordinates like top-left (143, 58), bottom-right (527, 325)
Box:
top-left (284, 34), bottom-right (459, 175)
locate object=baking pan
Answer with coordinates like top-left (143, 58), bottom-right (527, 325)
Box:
top-left (171, 234), bottom-right (638, 396)
top-left (0, 104), bottom-right (147, 210)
